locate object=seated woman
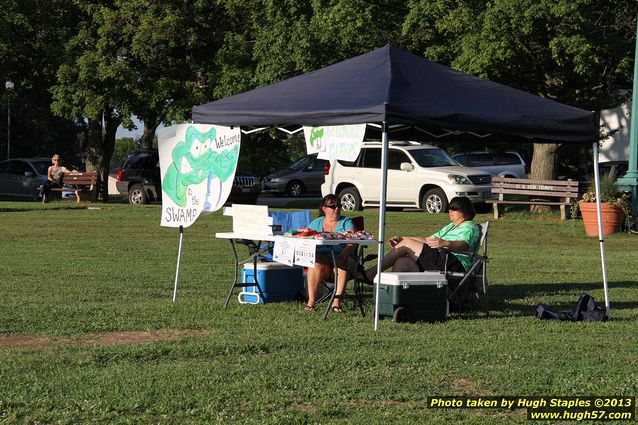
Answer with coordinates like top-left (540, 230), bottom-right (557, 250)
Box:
top-left (39, 154), bottom-right (77, 203)
top-left (359, 196), bottom-right (479, 282)
top-left (304, 194), bottom-right (356, 313)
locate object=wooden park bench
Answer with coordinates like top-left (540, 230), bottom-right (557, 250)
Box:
top-left (486, 177), bottom-right (581, 220)
top-left (49, 172), bottom-right (98, 203)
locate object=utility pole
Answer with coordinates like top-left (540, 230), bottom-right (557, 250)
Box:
top-left (617, 18), bottom-right (638, 214)
top-left (5, 81), bottom-right (13, 160)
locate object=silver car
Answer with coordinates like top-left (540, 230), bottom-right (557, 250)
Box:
top-left (0, 158), bottom-right (76, 201)
top-left (452, 150), bottom-right (528, 178)
top-left (262, 154), bottom-right (328, 197)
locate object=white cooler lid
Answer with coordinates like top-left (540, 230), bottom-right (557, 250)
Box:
top-left (375, 271), bottom-right (447, 286)
top-left (244, 262), bottom-right (303, 270)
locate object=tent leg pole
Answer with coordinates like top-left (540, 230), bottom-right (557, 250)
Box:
top-left (173, 225), bottom-right (185, 303)
top-left (593, 143), bottom-right (611, 319)
top-left (374, 122), bottom-right (389, 332)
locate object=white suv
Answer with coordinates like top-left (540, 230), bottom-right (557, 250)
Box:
top-left (321, 142), bottom-right (492, 213)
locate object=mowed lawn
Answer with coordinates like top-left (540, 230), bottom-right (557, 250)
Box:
top-left (0, 203), bottom-right (636, 424)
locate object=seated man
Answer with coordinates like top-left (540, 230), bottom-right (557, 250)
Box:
top-left (358, 196), bottom-right (479, 281)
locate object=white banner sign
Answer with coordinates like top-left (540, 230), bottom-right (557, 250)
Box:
top-left (303, 124), bottom-right (365, 161)
top-left (158, 124), bottom-right (241, 228)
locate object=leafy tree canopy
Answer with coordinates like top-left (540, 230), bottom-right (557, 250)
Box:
top-left (0, 0), bottom-right (81, 160)
top-left (404, 0), bottom-right (636, 109)
top-left (403, 0), bottom-right (637, 180)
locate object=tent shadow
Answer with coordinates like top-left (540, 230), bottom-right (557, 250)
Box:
top-left (355, 281), bottom-right (637, 321)
top-left (485, 280), bottom-right (638, 318)
top-left (493, 280), bottom-right (637, 298)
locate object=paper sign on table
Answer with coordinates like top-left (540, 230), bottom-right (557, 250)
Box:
top-left (273, 236), bottom-right (294, 266)
top-left (228, 204), bottom-right (273, 234)
top-left (294, 239), bottom-right (317, 267)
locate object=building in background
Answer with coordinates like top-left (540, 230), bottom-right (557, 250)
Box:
top-left (600, 101), bottom-right (630, 162)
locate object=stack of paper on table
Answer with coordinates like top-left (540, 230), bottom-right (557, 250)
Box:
top-left (223, 204), bottom-right (274, 235)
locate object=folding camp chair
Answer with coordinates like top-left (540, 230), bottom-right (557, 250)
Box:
top-left (258, 210), bottom-right (312, 261)
top-left (442, 221), bottom-right (489, 314)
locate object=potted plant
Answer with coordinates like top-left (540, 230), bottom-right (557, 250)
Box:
top-left (578, 173), bottom-right (634, 236)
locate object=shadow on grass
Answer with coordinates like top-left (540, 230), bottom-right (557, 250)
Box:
top-left (0, 204), bottom-right (87, 212)
top-left (494, 280), bottom-right (636, 296)
top-left (487, 280), bottom-right (638, 317)
top-left (354, 279), bottom-right (638, 322)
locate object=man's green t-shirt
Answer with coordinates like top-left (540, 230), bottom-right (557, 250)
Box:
top-left (432, 221), bottom-right (479, 271)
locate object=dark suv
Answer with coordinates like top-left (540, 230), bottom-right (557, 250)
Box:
top-left (116, 150), bottom-right (161, 204)
top-left (116, 150), bottom-right (262, 205)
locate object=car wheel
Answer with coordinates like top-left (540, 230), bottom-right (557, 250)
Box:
top-left (286, 181), bottom-right (304, 197)
top-left (128, 184), bottom-right (148, 204)
top-left (338, 187), bottom-right (362, 212)
top-left (422, 188), bottom-right (448, 213)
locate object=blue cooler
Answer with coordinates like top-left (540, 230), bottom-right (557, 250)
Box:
top-left (239, 263), bottom-right (304, 304)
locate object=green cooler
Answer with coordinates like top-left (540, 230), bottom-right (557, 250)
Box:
top-left (376, 272), bottom-right (448, 323)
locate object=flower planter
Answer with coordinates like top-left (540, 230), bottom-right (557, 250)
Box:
top-left (579, 201), bottom-right (625, 237)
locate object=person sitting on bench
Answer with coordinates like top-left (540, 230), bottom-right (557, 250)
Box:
top-left (39, 154), bottom-right (77, 203)
top-left (358, 196), bottom-right (479, 282)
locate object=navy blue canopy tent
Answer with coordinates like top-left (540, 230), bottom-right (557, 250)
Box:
top-left (193, 45), bottom-right (610, 326)
top-left (193, 45), bottom-right (595, 143)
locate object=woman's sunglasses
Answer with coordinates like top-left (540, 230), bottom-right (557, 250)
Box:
top-left (448, 206), bottom-right (460, 212)
top-left (324, 204), bottom-right (340, 210)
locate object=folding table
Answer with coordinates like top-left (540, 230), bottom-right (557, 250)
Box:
top-left (215, 231), bottom-right (377, 319)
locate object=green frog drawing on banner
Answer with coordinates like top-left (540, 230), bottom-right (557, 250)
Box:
top-left (162, 126), bottom-right (239, 208)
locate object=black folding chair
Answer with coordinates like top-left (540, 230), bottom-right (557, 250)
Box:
top-left (442, 221), bottom-right (489, 314)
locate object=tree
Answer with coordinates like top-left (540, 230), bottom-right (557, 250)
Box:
top-left (403, 0), bottom-right (637, 186)
top-left (51, 2), bottom-right (131, 201)
top-left (111, 137), bottom-right (138, 168)
top-left (209, 0), bottom-right (409, 174)
top-left (0, 0), bottom-right (82, 161)
top-left (214, 0), bottom-right (409, 97)
top-left (105, 0), bottom-right (227, 151)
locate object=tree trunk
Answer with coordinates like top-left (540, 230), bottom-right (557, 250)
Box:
top-left (86, 119), bottom-right (103, 173)
top-left (530, 142), bottom-right (560, 213)
top-left (85, 109), bottom-right (120, 202)
top-left (101, 110), bottom-right (120, 202)
top-left (139, 116), bottom-right (161, 150)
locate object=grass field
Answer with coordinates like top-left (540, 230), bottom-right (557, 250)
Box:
top-left (0, 202), bottom-right (637, 423)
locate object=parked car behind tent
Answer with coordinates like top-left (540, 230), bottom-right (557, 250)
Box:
top-left (453, 150), bottom-right (528, 178)
top-left (262, 154), bottom-right (328, 197)
top-left (116, 149), bottom-right (262, 204)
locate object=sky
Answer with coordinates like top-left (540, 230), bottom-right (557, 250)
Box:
top-left (116, 116), bottom-right (144, 139)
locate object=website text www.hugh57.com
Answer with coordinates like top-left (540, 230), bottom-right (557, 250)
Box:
top-left (528, 409), bottom-right (633, 421)
top-left (427, 396), bottom-right (635, 421)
